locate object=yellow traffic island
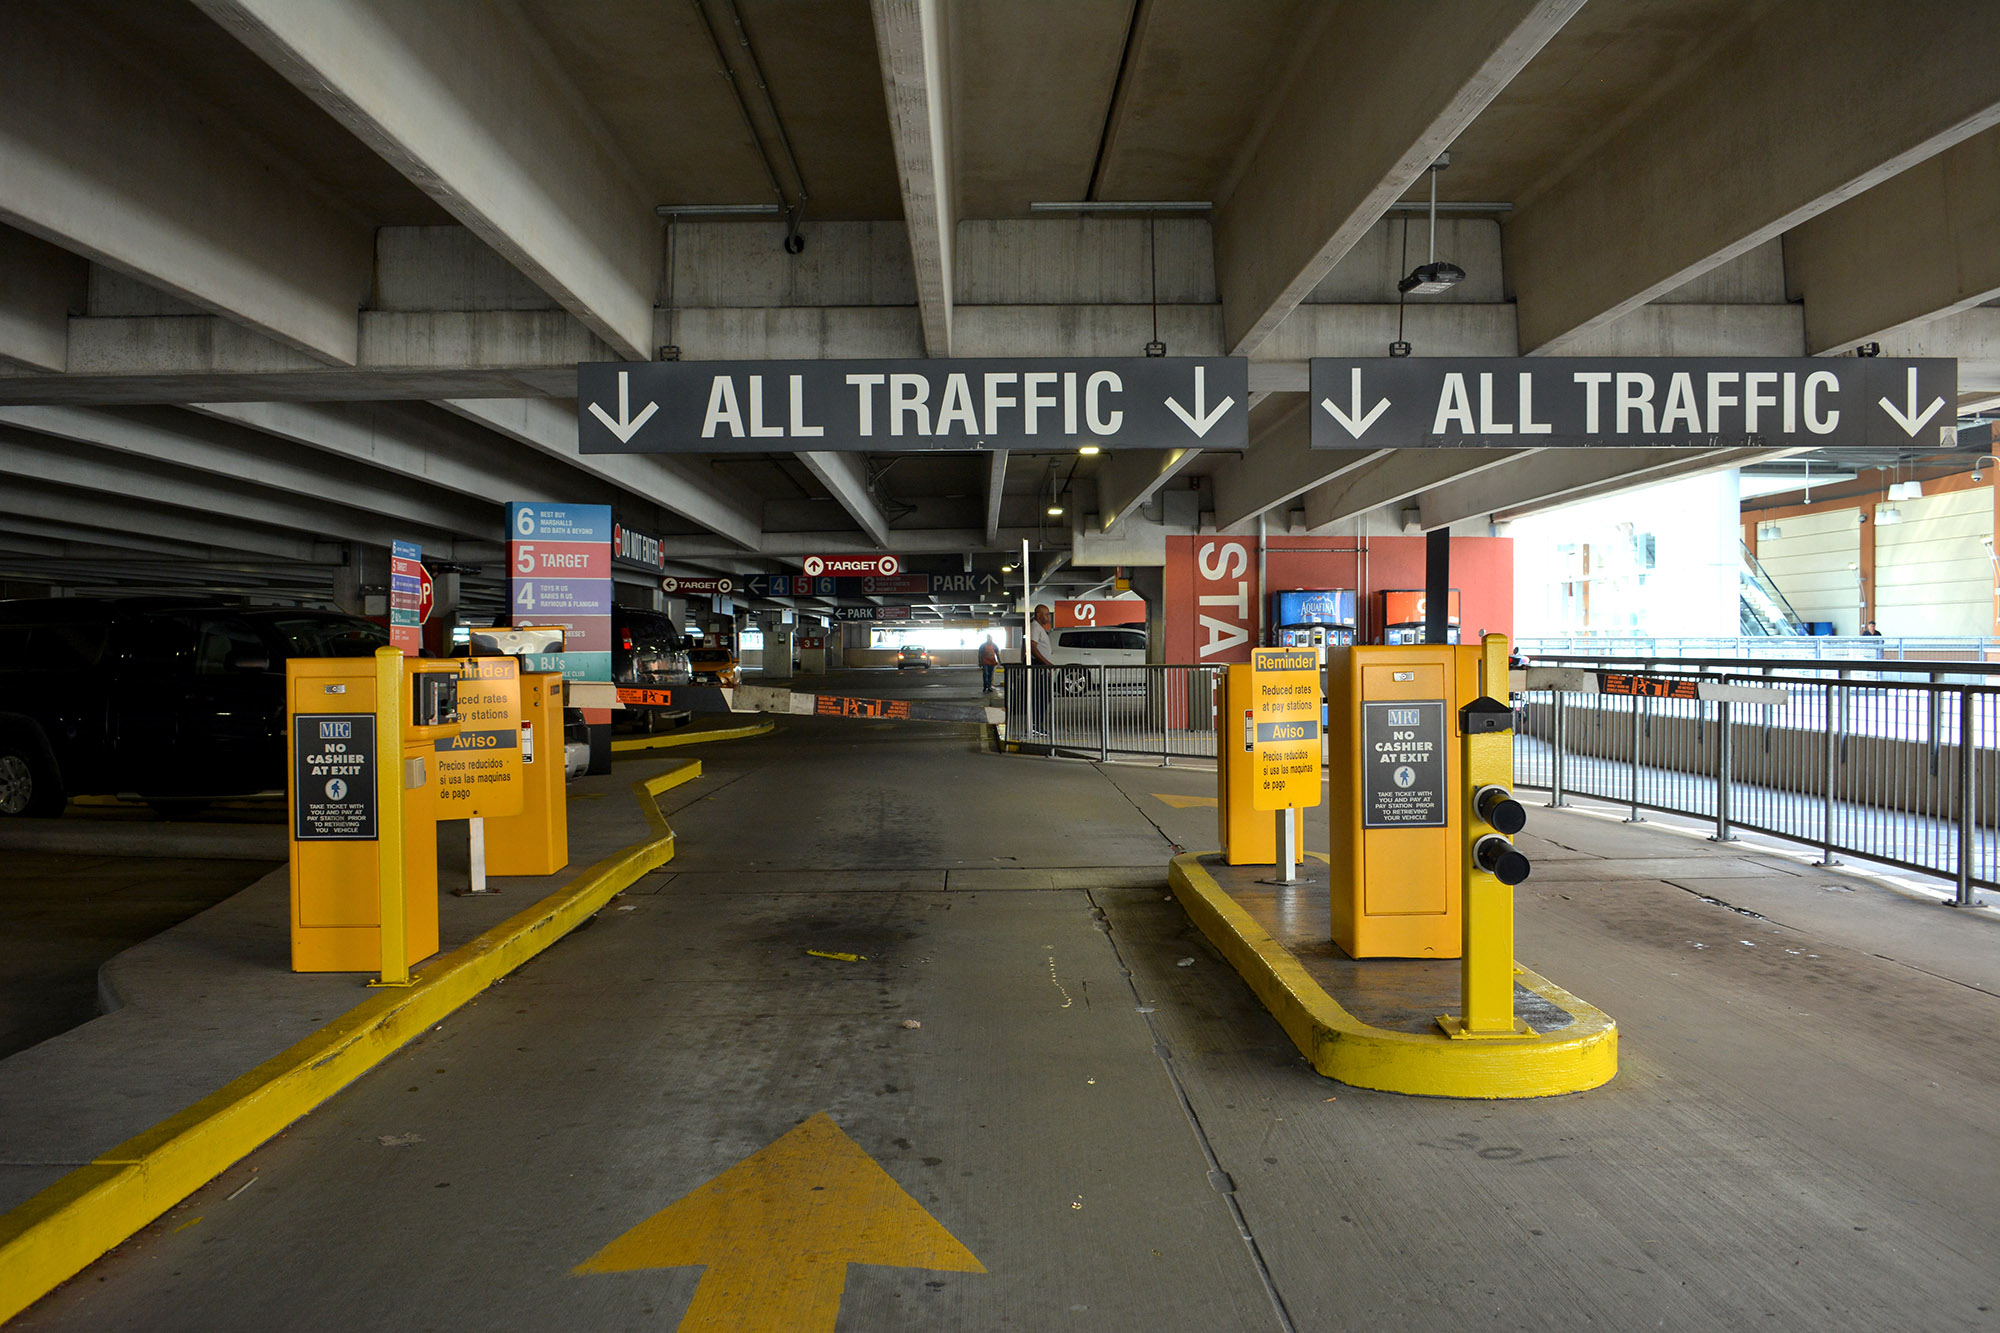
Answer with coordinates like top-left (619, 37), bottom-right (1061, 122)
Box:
top-left (1170, 852), bottom-right (1617, 1099)
top-left (0, 762), bottom-right (707, 1324)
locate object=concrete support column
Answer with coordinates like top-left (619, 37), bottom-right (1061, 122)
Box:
top-left (332, 545), bottom-right (388, 617)
top-left (422, 569), bottom-right (461, 657)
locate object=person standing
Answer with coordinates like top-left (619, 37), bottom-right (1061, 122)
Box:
top-left (1861, 621), bottom-right (1883, 636)
top-left (979, 635), bottom-right (1000, 693)
top-left (1029, 604), bottom-right (1056, 734)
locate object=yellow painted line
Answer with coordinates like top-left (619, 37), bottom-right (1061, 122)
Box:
top-left (1152, 793), bottom-right (1218, 809)
top-left (1168, 852), bottom-right (1617, 1099)
top-left (0, 760), bottom-right (714, 1323)
top-left (576, 1112), bottom-right (982, 1330)
top-left (611, 720), bottom-right (774, 754)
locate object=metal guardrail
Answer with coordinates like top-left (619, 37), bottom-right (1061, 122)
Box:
top-left (999, 653), bottom-right (1994, 906)
top-left (1000, 664), bottom-right (1223, 764)
top-left (1519, 635), bottom-right (2000, 665)
top-left (1512, 668), bottom-right (1995, 907)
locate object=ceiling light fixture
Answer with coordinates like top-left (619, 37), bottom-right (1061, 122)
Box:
top-left (1078, 445), bottom-right (1101, 456)
top-left (653, 203), bottom-right (785, 218)
top-left (1397, 155), bottom-right (1466, 296)
top-left (1028, 201), bottom-right (1212, 213)
top-left (1877, 505), bottom-right (1902, 525)
top-left (1047, 505), bottom-right (1065, 517)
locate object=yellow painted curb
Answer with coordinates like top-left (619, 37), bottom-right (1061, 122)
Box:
top-left (0, 761), bottom-right (706, 1323)
top-left (1169, 853), bottom-right (1617, 1099)
top-left (610, 720), bottom-right (774, 754)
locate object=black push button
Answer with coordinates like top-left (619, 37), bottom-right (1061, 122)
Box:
top-left (1472, 833), bottom-right (1531, 885)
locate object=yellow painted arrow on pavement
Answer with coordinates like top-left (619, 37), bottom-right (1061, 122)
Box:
top-left (575, 1112), bottom-right (984, 1330)
top-left (1152, 793), bottom-right (1218, 809)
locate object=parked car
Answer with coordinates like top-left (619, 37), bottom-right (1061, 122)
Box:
top-left (563, 706), bottom-right (592, 779)
top-left (687, 645), bottom-right (740, 687)
top-left (612, 606), bottom-right (693, 733)
top-left (0, 598), bottom-right (389, 817)
top-left (1047, 626), bottom-right (1148, 695)
top-left (897, 644), bottom-right (932, 670)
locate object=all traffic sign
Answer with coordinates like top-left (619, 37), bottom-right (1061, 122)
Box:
top-left (1307, 357), bottom-right (1957, 450)
top-left (578, 358), bottom-right (1248, 453)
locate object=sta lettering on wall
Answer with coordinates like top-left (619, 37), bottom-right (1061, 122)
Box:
top-left (1165, 536), bottom-right (1257, 665)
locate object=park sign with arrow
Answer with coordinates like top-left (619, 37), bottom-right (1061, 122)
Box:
top-left (578, 357), bottom-right (1247, 453)
top-left (1308, 357), bottom-right (1957, 450)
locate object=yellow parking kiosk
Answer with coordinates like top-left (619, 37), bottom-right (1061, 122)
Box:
top-left (1216, 661), bottom-right (1309, 866)
top-left (286, 649), bottom-right (460, 975)
top-left (484, 670), bottom-right (569, 877)
top-left (1326, 637), bottom-right (1509, 959)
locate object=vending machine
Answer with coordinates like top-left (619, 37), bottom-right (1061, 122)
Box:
top-left (1269, 589), bottom-right (1355, 650)
top-left (1378, 590), bottom-right (1460, 645)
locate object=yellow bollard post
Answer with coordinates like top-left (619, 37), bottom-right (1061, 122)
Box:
top-left (370, 646), bottom-right (413, 988)
top-left (1439, 633), bottom-right (1531, 1038)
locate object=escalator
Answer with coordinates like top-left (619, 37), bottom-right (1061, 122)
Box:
top-left (1740, 542), bottom-right (1805, 635)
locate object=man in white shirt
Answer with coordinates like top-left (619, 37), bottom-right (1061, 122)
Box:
top-left (1028, 604), bottom-right (1055, 733)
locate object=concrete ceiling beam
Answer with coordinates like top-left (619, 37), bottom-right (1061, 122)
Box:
top-left (795, 453), bottom-right (893, 548)
top-left (0, 514), bottom-right (242, 562)
top-left (1302, 449), bottom-right (1530, 531)
top-left (1210, 397), bottom-right (1387, 530)
top-left (1093, 447), bottom-right (1203, 534)
top-left (0, 480), bottom-right (336, 563)
top-left (1510, 1), bottom-right (2000, 355)
top-left (439, 398), bottom-right (763, 551)
top-left (0, 429), bottom-right (478, 554)
top-left (0, 227), bottom-right (87, 372)
top-left (658, 528), bottom-right (1049, 560)
top-left (869, 0), bottom-right (955, 355)
top-left (1215, 0), bottom-right (1580, 359)
top-left (0, 4), bottom-right (370, 364)
top-left (1870, 309), bottom-right (2000, 393)
top-left (1785, 125), bottom-right (2000, 355)
top-left (1419, 447), bottom-right (1774, 529)
top-left (198, 0), bottom-right (658, 360)
top-left (186, 400), bottom-right (640, 522)
top-left (984, 450), bottom-right (1008, 547)
top-left (0, 404), bottom-right (491, 536)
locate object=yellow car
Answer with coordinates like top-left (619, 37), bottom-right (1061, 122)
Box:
top-left (688, 646), bottom-right (740, 687)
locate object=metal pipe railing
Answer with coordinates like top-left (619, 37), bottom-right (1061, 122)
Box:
top-left (996, 658), bottom-right (1993, 902)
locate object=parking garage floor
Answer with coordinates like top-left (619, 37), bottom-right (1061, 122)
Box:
top-left (5, 667), bottom-right (1997, 1329)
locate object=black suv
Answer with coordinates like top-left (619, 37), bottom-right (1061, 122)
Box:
top-left (0, 598), bottom-right (388, 817)
top-left (612, 605), bottom-right (694, 733)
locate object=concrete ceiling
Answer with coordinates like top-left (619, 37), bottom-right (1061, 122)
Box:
top-left (0, 0), bottom-right (1996, 614)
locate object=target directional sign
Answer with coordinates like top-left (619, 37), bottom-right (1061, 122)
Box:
top-left (578, 358), bottom-right (1247, 453)
top-left (1309, 357), bottom-right (1957, 449)
top-left (803, 554), bottom-right (899, 578)
top-left (660, 576), bottom-right (735, 596)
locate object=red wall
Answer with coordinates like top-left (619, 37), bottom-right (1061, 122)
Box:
top-left (1164, 535), bottom-right (1513, 666)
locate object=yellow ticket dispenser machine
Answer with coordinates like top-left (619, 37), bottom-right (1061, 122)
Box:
top-left (1326, 642), bottom-right (1482, 958)
top-left (286, 650), bottom-right (458, 975)
top-left (485, 671), bottom-right (569, 876)
top-left (1216, 663), bottom-right (1308, 866)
